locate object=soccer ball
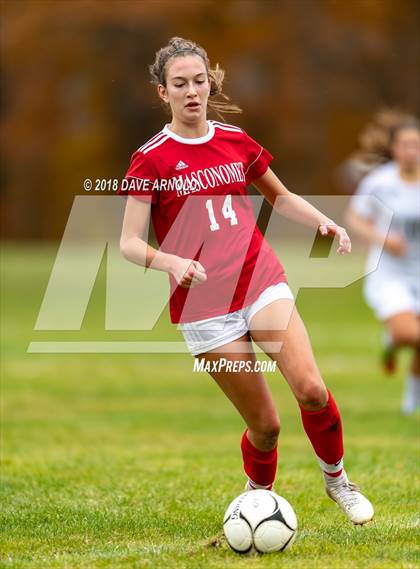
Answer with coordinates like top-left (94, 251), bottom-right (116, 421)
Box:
top-left (223, 489), bottom-right (297, 554)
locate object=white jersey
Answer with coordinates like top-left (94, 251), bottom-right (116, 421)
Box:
top-left (351, 161), bottom-right (420, 281)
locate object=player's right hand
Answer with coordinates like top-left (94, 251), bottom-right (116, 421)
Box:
top-left (171, 257), bottom-right (207, 288)
top-left (384, 233), bottom-right (407, 257)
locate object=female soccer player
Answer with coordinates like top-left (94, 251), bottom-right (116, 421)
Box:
top-left (119, 37), bottom-right (374, 525)
top-left (346, 115), bottom-right (420, 414)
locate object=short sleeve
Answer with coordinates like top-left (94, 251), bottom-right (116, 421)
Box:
top-left (350, 175), bottom-right (379, 220)
top-left (118, 151), bottom-right (159, 203)
top-left (243, 132), bottom-right (274, 185)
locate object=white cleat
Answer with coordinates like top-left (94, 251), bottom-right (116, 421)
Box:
top-left (326, 475), bottom-right (374, 525)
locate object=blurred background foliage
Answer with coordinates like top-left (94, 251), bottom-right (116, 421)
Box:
top-left (1, 0), bottom-right (419, 239)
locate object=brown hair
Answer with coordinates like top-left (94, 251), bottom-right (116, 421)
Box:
top-left (355, 108), bottom-right (419, 167)
top-left (149, 36), bottom-right (242, 121)
top-left (336, 108), bottom-right (419, 193)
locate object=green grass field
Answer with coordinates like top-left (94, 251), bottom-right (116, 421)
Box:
top-left (1, 243), bottom-right (419, 568)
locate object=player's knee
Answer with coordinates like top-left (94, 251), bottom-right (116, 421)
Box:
top-left (260, 419), bottom-right (281, 440)
top-left (250, 418), bottom-right (280, 449)
top-left (260, 430), bottom-right (280, 451)
top-left (295, 379), bottom-right (328, 410)
top-left (391, 326), bottom-right (420, 347)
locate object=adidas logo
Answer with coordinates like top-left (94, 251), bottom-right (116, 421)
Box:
top-left (175, 160), bottom-right (189, 171)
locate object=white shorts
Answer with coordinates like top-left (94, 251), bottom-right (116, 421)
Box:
top-left (178, 282), bottom-right (294, 356)
top-left (364, 275), bottom-right (420, 321)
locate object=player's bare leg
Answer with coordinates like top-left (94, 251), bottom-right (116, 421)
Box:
top-left (382, 312), bottom-right (420, 374)
top-left (248, 300), bottom-right (327, 410)
top-left (384, 312), bottom-right (420, 414)
top-left (248, 300), bottom-right (374, 525)
top-left (381, 328), bottom-right (397, 374)
top-left (196, 334), bottom-right (280, 490)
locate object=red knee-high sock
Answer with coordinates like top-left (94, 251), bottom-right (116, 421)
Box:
top-left (299, 390), bottom-right (344, 478)
top-left (240, 429), bottom-right (278, 488)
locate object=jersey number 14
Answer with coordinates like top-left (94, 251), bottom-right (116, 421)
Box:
top-left (205, 195), bottom-right (238, 232)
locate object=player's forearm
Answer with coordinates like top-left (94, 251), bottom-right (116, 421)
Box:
top-left (272, 192), bottom-right (334, 229)
top-left (254, 169), bottom-right (335, 229)
top-left (120, 237), bottom-right (176, 273)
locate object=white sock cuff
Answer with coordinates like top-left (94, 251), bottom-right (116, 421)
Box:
top-left (318, 457), bottom-right (344, 474)
top-left (247, 478), bottom-right (272, 490)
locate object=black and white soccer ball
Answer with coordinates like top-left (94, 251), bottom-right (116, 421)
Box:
top-left (223, 489), bottom-right (297, 554)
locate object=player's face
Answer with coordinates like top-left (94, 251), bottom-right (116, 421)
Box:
top-left (391, 128), bottom-right (420, 168)
top-left (158, 55), bottom-right (210, 124)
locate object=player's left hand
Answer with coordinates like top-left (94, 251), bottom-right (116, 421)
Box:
top-left (318, 223), bottom-right (352, 255)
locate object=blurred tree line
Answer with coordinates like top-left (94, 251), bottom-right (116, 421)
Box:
top-left (1, 0), bottom-right (419, 239)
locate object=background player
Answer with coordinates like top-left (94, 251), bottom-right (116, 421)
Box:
top-left (119, 37), bottom-right (374, 524)
top-left (346, 113), bottom-right (420, 414)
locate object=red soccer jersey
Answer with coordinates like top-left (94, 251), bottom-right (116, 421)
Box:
top-left (119, 119), bottom-right (287, 323)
